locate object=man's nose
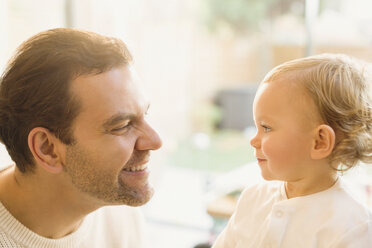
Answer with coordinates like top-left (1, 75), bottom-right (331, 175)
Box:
top-left (135, 122), bottom-right (162, 151)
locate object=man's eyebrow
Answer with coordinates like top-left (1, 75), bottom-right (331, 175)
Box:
top-left (102, 113), bottom-right (134, 129)
top-left (102, 104), bottom-right (150, 128)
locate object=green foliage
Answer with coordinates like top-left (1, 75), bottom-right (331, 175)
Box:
top-left (203, 0), bottom-right (277, 34)
top-left (192, 102), bottom-right (222, 134)
top-left (168, 130), bottom-right (255, 172)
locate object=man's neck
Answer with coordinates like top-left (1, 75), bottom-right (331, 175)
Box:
top-left (0, 165), bottom-right (99, 239)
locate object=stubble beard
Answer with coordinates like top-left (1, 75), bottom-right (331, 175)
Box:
top-left (64, 144), bottom-right (153, 206)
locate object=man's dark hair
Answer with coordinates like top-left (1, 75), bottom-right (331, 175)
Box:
top-left (0, 28), bottom-right (133, 173)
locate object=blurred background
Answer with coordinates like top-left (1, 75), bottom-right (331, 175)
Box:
top-left (0, 0), bottom-right (372, 247)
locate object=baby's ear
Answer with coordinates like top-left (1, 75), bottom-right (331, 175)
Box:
top-left (28, 127), bottom-right (65, 173)
top-left (310, 124), bottom-right (335, 160)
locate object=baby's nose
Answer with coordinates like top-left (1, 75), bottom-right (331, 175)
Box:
top-left (250, 134), bottom-right (260, 148)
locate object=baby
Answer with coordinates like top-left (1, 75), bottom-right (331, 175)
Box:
top-left (212, 54), bottom-right (372, 248)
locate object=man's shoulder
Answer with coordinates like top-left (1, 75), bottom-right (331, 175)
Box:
top-left (0, 230), bottom-right (22, 248)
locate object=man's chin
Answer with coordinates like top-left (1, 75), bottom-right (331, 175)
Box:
top-left (113, 185), bottom-right (154, 206)
top-left (127, 190), bottom-right (154, 207)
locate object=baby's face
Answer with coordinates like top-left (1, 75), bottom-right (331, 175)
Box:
top-left (250, 77), bottom-right (321, 182)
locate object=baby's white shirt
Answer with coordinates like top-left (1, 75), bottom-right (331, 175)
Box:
top-left (212, 178), bottom-right (372, 248)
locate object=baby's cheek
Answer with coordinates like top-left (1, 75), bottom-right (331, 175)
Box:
top-left (262, 140), bottom-right (291, 166)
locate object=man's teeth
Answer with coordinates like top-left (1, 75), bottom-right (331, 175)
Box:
top-left (125, 164), bottom-right (147, 172)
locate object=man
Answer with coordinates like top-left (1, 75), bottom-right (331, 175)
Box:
top-left (0, 28), bottom-right (162, 247)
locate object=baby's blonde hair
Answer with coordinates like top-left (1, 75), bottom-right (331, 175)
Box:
top-left (264, 53), bottom-right (372, 171)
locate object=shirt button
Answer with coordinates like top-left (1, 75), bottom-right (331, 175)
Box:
top-left (275, 210), bottom-right (284, 218)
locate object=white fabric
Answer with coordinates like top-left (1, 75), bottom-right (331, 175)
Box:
top-left (0, 201), bottom-right (144, 248)
top-left (212, 178), bottom-right (372, 248)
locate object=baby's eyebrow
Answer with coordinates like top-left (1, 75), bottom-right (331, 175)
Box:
top-left (255, 115), bottom-right (276, 125)
top-left (254, 115), bottom-right (267, 121)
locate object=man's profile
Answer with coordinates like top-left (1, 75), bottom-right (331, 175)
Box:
top-left (0, 28), bottom-right (162, 247)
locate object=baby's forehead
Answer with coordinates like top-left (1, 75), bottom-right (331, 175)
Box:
top-left (264, 70), bottom-right (302, 87)
top-left (262, 73), bottom-right (307, 99)
top-left (256, 76), bottom-right (322, 125)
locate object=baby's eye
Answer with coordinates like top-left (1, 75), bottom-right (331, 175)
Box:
top-left (261, 125), bottom-right (271, 132)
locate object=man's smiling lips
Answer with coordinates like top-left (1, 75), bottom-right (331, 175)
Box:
top-left (121, 151), bottom-right (151, 174)
top-left (122, 160), bottom-right (149, 174)
top-left (119, 160), bottom-right (150, 189)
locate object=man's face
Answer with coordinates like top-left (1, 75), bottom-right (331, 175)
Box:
top-left (63, 66), bottom-right (162, 206)
top-left (250, 77), bottom-right (320, 182)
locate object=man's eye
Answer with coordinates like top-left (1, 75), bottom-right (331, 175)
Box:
top-left (112, 123), bottom-right (130, 132)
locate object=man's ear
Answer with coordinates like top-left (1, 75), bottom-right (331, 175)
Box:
top-left (310, 124), bottom-right (335, 160)
top-left (28, 127), bottom-right (64, 174)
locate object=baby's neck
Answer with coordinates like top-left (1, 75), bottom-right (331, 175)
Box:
top-left (284, 172), bottom-right (338, 199)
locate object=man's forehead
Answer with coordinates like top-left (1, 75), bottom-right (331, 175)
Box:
top-left (70, 66), bottom-right (148, 124)
top-left (73, 66), bottom-right (138, 97)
